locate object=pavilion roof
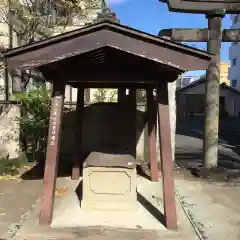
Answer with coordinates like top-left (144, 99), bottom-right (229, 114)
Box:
top-left (2, 19), bottom-right (212, 73)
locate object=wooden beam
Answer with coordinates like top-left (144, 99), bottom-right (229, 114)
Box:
top-left (72, 87), bottom-right (85, 180)
top-left (159, 0), bottom-right (240, 14)
top-left (222, 29), bottom-right (240, 42)
top-left (147, 88), bottom-right (158, 182)
top-left (44, 66), bottom-right (164, 87)
top-left (157, 81), bottom-right (177, 230)
top-left (159, 28), bottom-right (240, 43)
top-left (159, 28), bottom-right (209, 42)
top-left (39, 80), bottom-right (65, 225)
top-left (49, 62), bottom-right (178, 85)
top-left (70, 82), bottom-right (157, 89)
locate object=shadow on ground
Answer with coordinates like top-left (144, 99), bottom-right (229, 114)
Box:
top-left (177, 116), bottom-right (240, 147)
top-left (175, 152), bottom-right (240, 183)
top-left (137, 192), bottom-right (165, 226)
top-left (175, 116), bottom-right (240, 183)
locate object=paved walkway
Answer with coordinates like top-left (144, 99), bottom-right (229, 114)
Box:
top-left (175, 128), bottom-right (240, 240)
top-left (11, 177), bottom-right (198, 240)
top-left (0, 177), bottom-right (70, 239)
top-left (12, 227), bottom-right (196, 240)
top-left (0, 179), bottom-right (43, 239)
top-left (175, 178), bottom-right (240, 240)
top-left (0, 129), bottom-right (239, 239)
top-left (4, 174), bottom-right (240, 240)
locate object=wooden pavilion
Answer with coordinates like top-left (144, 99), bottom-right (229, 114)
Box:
top-left (2, 20), bottom-right (212, 230)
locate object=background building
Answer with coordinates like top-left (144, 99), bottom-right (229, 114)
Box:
top-left (219, 61), bottom-right (230, 86)
top-left (228, 14), bottom-right (240, 89)
top-left (177, 62), bottom-right (235, 118)
top-left (177, 78), bottom-right (240, 118)
top-left (176, 75), bottom-right (197, 89)
top-left (176, 61), bottom-right (230, 90)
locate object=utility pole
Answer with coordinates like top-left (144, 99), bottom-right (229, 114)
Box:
top-left (158, 0), bottom-right (240, 169)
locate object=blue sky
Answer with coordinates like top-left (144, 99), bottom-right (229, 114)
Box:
top-left (107, 0), bottom-right (232, 77)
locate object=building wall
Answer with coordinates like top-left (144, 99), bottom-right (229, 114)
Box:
top-left (229, 14), bottom-right (240, 90)
top-left (219, 61), bottom-right (230, 86)
top-left (0, 19), bottom-right (18, 101)
top-left (177, 81), bottom-right (240, 117)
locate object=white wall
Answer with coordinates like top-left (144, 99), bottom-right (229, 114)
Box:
top-left (228, 14), bottom-right (240, 90)
top-left (65, 85), bottom-right (78, 103)
top-left (168, 81), bottom-right (176, 161)
top-left (224, 89), bottom-right (240, 116)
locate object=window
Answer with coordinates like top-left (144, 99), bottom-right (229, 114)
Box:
top-left (232, 79), bottom-right (237, 87)
top-left (233, 58), bottom-right (237, 66)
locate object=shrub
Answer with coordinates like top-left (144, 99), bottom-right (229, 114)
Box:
top-left (0, 157), bottom-right (22, 175)
top-left (15, 86), bottom-right (51, 161)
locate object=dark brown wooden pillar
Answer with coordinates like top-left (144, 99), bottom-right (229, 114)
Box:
top-left (147, 87), bottom-right (158, 182)
top-left (157, 82), bottom-right (177, 230)
top-left (118, 87), bottom-right (126, 103)
top-left (72, 87), bottom-right (84, 180)
top-left (128, 88), bottom-right (136, 158)
top-left (39, 80), bottom-right (65, 225)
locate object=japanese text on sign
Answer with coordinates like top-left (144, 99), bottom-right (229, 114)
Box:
top-left (50, 97), bottom-right (60, 146)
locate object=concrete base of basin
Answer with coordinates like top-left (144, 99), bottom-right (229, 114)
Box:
top-left (82, 166), bottom-right (137, 212)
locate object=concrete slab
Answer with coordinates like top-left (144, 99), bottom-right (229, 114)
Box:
top-left (0, 177), bottom-right (70, 239)
top-left (12, 176), bottom-right (198, 240)
top-left (0, 179), bottom-right (42, 239)
top-left (175, 179), bottom-right (240, 240)
top-left (52, 177), bottom-right (165, 230)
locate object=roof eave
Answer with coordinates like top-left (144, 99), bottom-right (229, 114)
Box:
top-left (2, 20), bottom-right (213, 63)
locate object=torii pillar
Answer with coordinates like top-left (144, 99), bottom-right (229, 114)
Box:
top-left (159, 0), bottom-right (240, 168)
